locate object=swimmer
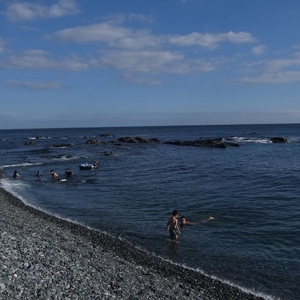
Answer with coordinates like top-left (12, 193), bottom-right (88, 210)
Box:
top-left (13, 170), bottom-right (20, 179)
top-left (180, 215), bottom-right (215, 228)
top-left (65, 168), bottom-right (73, 177)
top-left (180, 216), bottom-right (196, 226)
top-left (50, 170), bottom-right (59, 180)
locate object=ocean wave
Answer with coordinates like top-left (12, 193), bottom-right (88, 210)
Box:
top-left (0, 162), bottom-right (43, 169)
top-left (224, 137), bottom-right (272, 144)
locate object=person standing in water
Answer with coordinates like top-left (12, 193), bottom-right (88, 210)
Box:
top-left (13, 170), bottom-right (20, 179)
top-left (50, 170), bottom-right (59, 181)
top-left (65, 169), bottom-right (73, 177)
top-left (166, 210), bottom-right (181, 241)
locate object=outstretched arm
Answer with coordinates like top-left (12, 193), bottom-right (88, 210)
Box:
top-left (201, 216), bottom-right (215, 223)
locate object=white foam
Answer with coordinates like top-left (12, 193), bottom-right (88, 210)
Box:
top-left (0, 162), bottom-right (42, 169)
top-left (225, 137), bottom-right (271, 144)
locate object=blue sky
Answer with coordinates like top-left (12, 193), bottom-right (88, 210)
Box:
top-left (1, 0), bottom-right (300, 129)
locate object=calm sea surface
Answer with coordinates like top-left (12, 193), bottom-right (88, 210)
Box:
top-left (1, 124), bottom-right (300, 300)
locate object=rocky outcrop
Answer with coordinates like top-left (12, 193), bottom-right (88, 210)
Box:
top-left (99, 133), bottom-right (115, 137)
top-left (117, 137), bottom-right (160, 143)
top-left (165, 138), bottom-right (240, 148)
top-left (270, 137), bottom-right (288, 143)
top-left (85, 139), bottom-right (106, 144)
top-left (103, 151), bottom-right (113, 156)
top-left (51, 143), bottom-right (72, 148)
top-left (24, 141), bottom-right (37, 146)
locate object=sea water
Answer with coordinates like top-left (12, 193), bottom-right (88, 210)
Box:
top-left (1, 124), bottom-right (300, 300)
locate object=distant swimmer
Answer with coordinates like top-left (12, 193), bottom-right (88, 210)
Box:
top-left (93, 161), bottom-right (99, 168)
top-left (50, 170), bottom-right (59, 180)
top-left (166, 210), bottom-right (181, 241)
top-left (13, 170), bottom-right (20, 179)
top-left (36, 171), bottom-right (41, 176)
top-left (180, 215), bottom-right (215, 228)
top-left (201, 216), bottom-right (215, 223)
top-left (65, 168), bottom-right (73, 177)
top-left (180, 216), bottom-right (196, 226)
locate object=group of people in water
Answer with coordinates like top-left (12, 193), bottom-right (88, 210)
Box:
top-left (166, 209), bottom-right (214, 241)
top-left (12, 169), bottom-right (210, 243)
top-left (13, 168), bottom-right (74, 181)
top-left (12, 161), bottom-right (99, 181)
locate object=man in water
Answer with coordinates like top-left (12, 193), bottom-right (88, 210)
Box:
top-left (166, 210), bottom-right (181, 241)
top-left (50, 170), bottom-right (59, 180)
top-left (65, 169), bottom-right (73, 177)
top-left (13, 170), bottom-right (20, 179)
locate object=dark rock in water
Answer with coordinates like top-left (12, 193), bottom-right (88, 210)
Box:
top-left (50, 154), bottom-right (74, 159)
top-left (118, 136), bottom-right (160, 143)
top-left (270, 137), bottom-right (288, 143)
top-left (24, 141), bottom-right (37, 146)
top-left (99, 133), bottom-right (115, 137)
top-left (165, 138), bottom-right (240, 148)
top-left (85, 139), bottom-right (106, 144)
top-left (51, 143), bottom-right (72, 148)
top-left (103, 151), bottom-right (113, 156)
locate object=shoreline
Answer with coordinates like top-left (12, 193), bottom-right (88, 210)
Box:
top-left (0, 187), bottom-right (267, 299)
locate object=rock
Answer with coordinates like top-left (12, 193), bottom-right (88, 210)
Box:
top-left (103, 151), bottom-right (113, 156)
top-left (24, 141), bottom-right (37, 146)
top-left (51, 144), bottom-right (72, 148)
top-left (164, 138), bottom-right (234, 148)
top-left (270, 137), bottom-right (288, 143)
top-left (99, 133), bottom-right (115, 137)
top-left (117, 137), bottom-right (160, 143)
top-left (85, 139), bottom-right (106, 144)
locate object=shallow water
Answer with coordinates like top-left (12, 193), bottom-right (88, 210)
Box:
top-left (1, 124), bottom-right (300, 299)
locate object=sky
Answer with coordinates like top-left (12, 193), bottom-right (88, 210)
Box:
top-left (1, 0), bottom-right (300, 129)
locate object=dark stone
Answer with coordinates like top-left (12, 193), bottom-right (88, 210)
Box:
top-left (51, 143), bottom-right (72, 148)
top-left (103, 151), bottom-right (113, 156)
top-left (117, 136), bottom-right (160, 143)
top-left (24, 141), bottom-right (37, 146)
top-left (85, 139), bottom-right (106, 144)
top-left (270, 137), bottom-right (288, 143)
top-left (165, 138), bottom-right (240, 148)
top-left (99, 133), bottom-right (115, 137)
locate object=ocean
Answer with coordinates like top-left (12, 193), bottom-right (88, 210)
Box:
top-left (0, 124), bottom-right (299, 300)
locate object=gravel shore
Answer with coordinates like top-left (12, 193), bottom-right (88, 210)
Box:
top-left (0, 187), bottom-right (266, 300)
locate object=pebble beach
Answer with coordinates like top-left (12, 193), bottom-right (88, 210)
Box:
top-left (0, 188), bottom-right (266, 300)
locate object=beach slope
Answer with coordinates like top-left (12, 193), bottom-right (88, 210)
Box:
top-left (0, 188), bottom-right (265, 299)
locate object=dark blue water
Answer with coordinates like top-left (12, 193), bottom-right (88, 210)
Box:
top-left (1, 124), bottom-right (300, 300)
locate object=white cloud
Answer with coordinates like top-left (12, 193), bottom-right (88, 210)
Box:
top-left (48, 22), bottom-right (162, 50)
top-left (93, 50), bottom-right (184, 73)
top-left (252, 45), bottom-right (266, 55)
top-left (1, 50), bottom-right (88, 70)
top-left (240, 71), bottom-right (300, 84)
top-left (4, 0), bottom-right (79, 22)
top-left (168, 31), bottom-right (256, 49)
top-left (238, 52), bottom-right (300, 84)
top-left (5, 80), bottom-right (65, 90)
top-left (48, 22), bottom-right (131, 43)
top-left (123, 74), bottom-right (164, 85)
top-left (0, 37), bottom-right (7, 53)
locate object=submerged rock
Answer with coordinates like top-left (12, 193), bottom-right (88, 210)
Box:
top-left (117, 137), bottom-right (160, 143)
top-left (270, 137), bottom-right (288, 143)
top-left (85, 139), bottom-right (106, 144)
top-left (165, 138), bottom-right (240, 148)
top-left (51, 143), bottom-right (72, 148)
top-left (103, 151), bottom-right (113, 156)
top-left (24, 141), bottom-right (37, 146)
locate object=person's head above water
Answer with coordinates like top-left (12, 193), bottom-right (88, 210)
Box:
top-left (172, 210), bottom-right (179, 217)
top-left (180, 216), bottom-right (187, 224)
